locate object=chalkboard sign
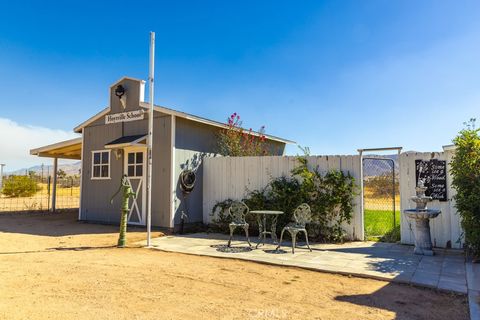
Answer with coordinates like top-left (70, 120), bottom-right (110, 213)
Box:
top-left (415, 159), bottom-right (447, 201)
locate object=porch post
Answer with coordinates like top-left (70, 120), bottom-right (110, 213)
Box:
top-left (51, 157), bottom-right (58, 212)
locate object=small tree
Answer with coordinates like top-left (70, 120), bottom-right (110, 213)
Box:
top-left (217, 113), bottom-right (270, 156)
top-left (450, 119), bottom-right (480, 261)
top-left (57, 169), bottom-right (67, 179)
top-left (1, 175), bottom-right (40, 197)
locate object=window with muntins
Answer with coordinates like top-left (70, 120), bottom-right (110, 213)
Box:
top-left (92, 150), bottom-right (110, 179)
top-left (127, 152), bottom-right (143, 177)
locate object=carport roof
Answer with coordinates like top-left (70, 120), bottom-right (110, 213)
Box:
top-left (30, 137), bottom-right (82, 160)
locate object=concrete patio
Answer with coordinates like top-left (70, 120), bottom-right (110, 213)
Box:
top-left (142, 233), bottom-right (468, 294)
top-left (467, 261), bottom-right (480, 320)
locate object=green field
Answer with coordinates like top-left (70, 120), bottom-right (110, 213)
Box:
top-left (364, 209), bottom-right (401, 242)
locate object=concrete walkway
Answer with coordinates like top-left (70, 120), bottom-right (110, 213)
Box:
top-left (142, 233), bottom-right (468, 294)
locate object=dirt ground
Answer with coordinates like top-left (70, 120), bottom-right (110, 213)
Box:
top-left (0, 212), bottom-right (469, 320)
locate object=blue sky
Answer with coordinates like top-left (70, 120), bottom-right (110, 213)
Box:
top-left (1, 1), bottom-right (480, 169)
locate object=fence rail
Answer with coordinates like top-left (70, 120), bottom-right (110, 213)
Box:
top-left (0, 175), bottom-right (80, 213)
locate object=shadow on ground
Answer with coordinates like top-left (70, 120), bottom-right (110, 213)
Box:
top-left (329, 243), bottom-right (421, 274)
top-left (335, 281), bottom-right (470, 320)
top-left (49, 245), bottom-right (118, 251)
top-left (0, 245), bottom-right (119, 255)
top-left (0, 210), bottom-right (146, 237)
top-left (211, 244), bottom-right (253, 253)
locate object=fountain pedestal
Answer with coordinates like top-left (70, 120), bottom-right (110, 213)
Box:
top-left (405, 210), bottom-right (441, 256)
top-left (403, 182), bottom-right (441, 256)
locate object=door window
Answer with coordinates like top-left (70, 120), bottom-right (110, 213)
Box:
top-left (127, 152), bottom-right (144, 177)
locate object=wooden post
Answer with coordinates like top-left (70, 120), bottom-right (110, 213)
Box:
top-left (0, 164), bottom-right (5, 189)
top-left (51, 158), bottom-right (58, 212)
top-left (358, 150), bottom-right (364, 241)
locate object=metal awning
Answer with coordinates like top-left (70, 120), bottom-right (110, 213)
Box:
top-left (104, 134), bottom-right (147, 149)
top-left (30, 137), bottom-right (82, 160)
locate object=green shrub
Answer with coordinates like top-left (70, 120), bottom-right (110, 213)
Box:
top-left (379, 225), bottom-right (400, 243)
top-left (450, 119), bottom-right (480, 260)
top-left (1, 175), bottom-right (40, 197)
top-left (210, 157), bottom-right (358, 242)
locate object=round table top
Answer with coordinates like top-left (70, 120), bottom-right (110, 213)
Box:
top-left (250, 210), bottom-right (284, 215)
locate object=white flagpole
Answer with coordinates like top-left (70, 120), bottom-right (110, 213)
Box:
top-left (146, 31), bottom-right (155, 247)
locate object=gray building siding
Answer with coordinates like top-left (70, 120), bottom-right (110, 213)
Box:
top-left (266, 140), bottom-right (286, 156)
top-left (80, 123), bottom-right (123, 223)
top-left (79, 78), bottom-right (174, 228)
top-left (174, 117), bottom-right (218, 225)
top-left (151, 115), bottom-right (173, 227)
top-left (80, 115), bottom-right (173, 228)
top-left (173, 117), bottom-right (286, 226)
top-left (78, 76), bottom-right (288, 230)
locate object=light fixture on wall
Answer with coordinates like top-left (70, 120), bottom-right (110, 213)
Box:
top-left (113, 149), bottom-right (123, 160)
top-left (114, 85), bottom-right (125, 99)
top-left (115, 85), bottom-right (127, 109)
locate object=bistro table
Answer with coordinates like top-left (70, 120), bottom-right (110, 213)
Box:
top-left (250, 210), bottom-right (284, 248)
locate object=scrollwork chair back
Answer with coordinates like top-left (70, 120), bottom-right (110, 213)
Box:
top-left (293, 203), bottom-right (312, 227)
top-left (229, 201), bottom-right (249, 225)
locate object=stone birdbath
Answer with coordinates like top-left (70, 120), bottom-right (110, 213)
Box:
top-left (403, 180), bottom-right (441, 256)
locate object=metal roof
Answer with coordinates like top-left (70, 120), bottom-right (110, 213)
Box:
top-left (104, 134), bottom-right (147, 149)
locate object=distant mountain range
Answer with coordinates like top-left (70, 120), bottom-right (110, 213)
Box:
top-left (362, 154), bottom-right (399, 177)
top-left (7, 161), bottom-right (82, 177)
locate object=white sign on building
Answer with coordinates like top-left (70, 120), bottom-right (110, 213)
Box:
top-left (105, 110), bottom-right (144, 124)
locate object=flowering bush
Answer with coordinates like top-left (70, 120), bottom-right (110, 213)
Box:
top-left (217, 113), bottom-right (270, 156)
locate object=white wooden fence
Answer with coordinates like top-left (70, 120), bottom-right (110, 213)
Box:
top-left (202, 155), bottom-right (364, 240)
top-left (203, 151), bottom-right (464, 248)
top-left (399, 150), bottom-right (463, 249)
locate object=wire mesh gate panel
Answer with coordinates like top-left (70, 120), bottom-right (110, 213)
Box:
top-left (0, 175), bottom-right (80, 212)
top-left (362, 157), bottom-right (399, 241)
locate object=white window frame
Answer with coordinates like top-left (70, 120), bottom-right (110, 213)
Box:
top-left (91, 149), bottom-right (111, 180)
top-left (125, 150), bottom-right (145, 178)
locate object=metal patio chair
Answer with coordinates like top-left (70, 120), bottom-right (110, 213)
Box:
top-left (227, 201), bottom-right (252, 247)
top-left (276, 203), bottom-right (313, 254)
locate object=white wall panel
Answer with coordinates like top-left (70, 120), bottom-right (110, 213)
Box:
top-left (203, 155), bottom-right (363, 240)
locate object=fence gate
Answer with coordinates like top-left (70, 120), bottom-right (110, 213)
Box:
top-left (362, 157), bottom-right (399, 241)
top-left (0, 174), bottom-right (80, 213)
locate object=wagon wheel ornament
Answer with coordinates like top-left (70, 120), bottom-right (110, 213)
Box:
top-left (179, 170), bottom-right (196, 233)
